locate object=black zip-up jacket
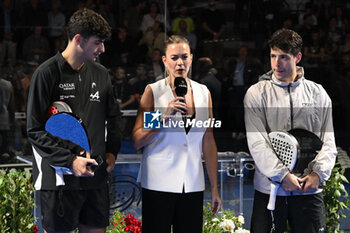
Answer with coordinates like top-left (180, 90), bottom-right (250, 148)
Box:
top-left (27, 53), bottom-right (122, 190)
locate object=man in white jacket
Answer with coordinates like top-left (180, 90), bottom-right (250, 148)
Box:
top-left (244, 29), bottom-right (337, 233)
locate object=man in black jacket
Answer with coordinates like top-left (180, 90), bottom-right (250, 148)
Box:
top-left (26, 8), bottom-right (122, 233)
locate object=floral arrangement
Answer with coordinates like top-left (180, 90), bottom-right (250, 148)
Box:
top-left (203, 203), bottom-right (250, 233)
top-left (107, 210), bottom-right (142, 233)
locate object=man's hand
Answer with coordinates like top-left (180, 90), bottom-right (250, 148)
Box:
top-left (106, 153), bottom-right (116, 173)
top-left (282, 173), bottom-right (302, 192)
top-left (298, 172), bottom-right (320, 193)
top-left (71, 151), bottom-right (98, 177)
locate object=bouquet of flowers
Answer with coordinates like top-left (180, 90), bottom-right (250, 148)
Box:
top-left (107, 210), bottom-right (142, 233)
top-left (203, 203), bottom-right (250, 233)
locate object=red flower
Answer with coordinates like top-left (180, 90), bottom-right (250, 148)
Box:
top-left (32, 225), bottom-right (39, 233)
top-left (120, 214), bottom-right (142, 233)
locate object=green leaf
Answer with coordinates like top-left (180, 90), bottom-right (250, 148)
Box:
top-left (340, 175), bottom-right (349, 183)
top-left (334, 190), bottom-right (341, 198)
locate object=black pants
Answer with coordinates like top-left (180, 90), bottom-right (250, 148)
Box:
top-left (251, 190), bottom-right (326, 233)
top-left (142, 188), bottom-right (203, 233)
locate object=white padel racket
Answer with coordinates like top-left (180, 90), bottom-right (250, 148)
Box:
top-left (267, 131), bottom-right (300, 210)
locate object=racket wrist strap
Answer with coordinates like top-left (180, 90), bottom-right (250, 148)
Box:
top-left (268, 178), bottom-right (282, 185)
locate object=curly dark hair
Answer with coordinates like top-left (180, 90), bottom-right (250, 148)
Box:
top-left (67, 8), bottom-right (111, 41)
top-left (268, 29), bottom-right (303, 57)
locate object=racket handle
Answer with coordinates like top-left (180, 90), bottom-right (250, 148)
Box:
top-left (267, 183), bottom-right (280, 211)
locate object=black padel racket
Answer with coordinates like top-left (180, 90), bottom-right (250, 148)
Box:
top-left (288, 129), bottom-right (323, 177)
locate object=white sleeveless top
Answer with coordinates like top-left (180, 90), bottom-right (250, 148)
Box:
top-left (137, 78), bottom-right (209, 193)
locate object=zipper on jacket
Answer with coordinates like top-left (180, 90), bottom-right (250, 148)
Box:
top-left (76, 72), bottom-right (83, 117)
top-left (288, 83), bottom-right (294, 129)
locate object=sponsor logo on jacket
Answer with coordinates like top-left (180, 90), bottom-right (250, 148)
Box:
top-left (90, 91), bottom-right (100, 102)
top-left (59, 83), bottom-right (75, 91)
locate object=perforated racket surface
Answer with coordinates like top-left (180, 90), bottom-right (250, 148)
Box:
top-left (267, 131), bottom-right (300, 210)
top-left (269, 131), bottom-right (299, 171)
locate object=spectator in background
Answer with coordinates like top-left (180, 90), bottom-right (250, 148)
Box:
top-left (315, 0), bottom-right (330, 28)
top-left (48, 0), bottom-right (66, 55)
top-left (196, 57), bottom-right (221, 118)
top-left (281, 16), bottom-right (294, 29)
top-left (98, 2), bottom-right (116, 31)
top-left (339, 33), bottom-right (350, 69)
top-left (200, 0), bottom-right (226, 67)
top-left (327, 17), bottom-right (344, 45)
top-left (111, 66), bottom-right (136, 138)
top-left (0, 72), bottom-right (15, 161)
top-left (112, 66), bottom-right (136, 111)
top-left (21, 0), bottom-right (48, 39)
top-left (303, 28), bottom-right (326, 68)
top-left (228, 45), bottom-right (263, 139)
top-left (123, 0), bottom-right (147, 41)
top-left (177, 20), bottom-right (197, 52)
top-left (103, 26), bottom-right (135, 68)
top-left (147, 48), bottom-right (165, 81)
top-left (333, 6), bottom-right (348, 32)
top-left (22, 25), bottom-right (50, 64)
top-left (129, 63), bottom-right (154, 105)
top-left (296, 13), bottom-right (314, 45)
top-left (54, 26), bottom-right (68, 53)
top-left (298, 2), bottom-right (318, 26)
top-left (171, 4), bottom-right (195, 34)
top-left (140, 1), bottom-right (169, 35)
top-left (303, 28), bottom-right (326, 85)
top-left (200, 0), bottom-right (225, 41)
top-left (139, 21), bottom-right (168, 58)
top-left (0, 0), bottom-right (18, 67)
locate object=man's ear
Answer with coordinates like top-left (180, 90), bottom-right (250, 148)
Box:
top-left (296, 52), bottom-right (302, 64)
top-left (74, 34), bottom-right (82, 46)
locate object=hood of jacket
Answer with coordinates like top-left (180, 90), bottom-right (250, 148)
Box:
top-left (259, 66), bottom-right (305, 87)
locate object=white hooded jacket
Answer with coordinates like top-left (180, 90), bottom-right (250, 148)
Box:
top-left (244, 67), bottom-right (337, 196)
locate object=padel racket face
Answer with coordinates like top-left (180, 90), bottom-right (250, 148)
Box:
top-left (45, 112), bottom-right (90, 153)
top-left (267, 131), bottom-right (299, 211)
top-left (268, 131), bottom-right (299, 171)
top-left (288, 129), bottom-right (323, 177)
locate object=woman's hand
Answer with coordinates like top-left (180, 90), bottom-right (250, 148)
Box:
top-left (162, 97), bottom-right (187, 121)
top-left (211, 190), bottom-right (222, 216)
top-left (106, 153), bottom-right (116, 173)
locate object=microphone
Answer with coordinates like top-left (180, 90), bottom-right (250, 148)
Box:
top-left (174, 77), bottom-right (187, 101)
top-left (174, 77), bottom-right (187, 115)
